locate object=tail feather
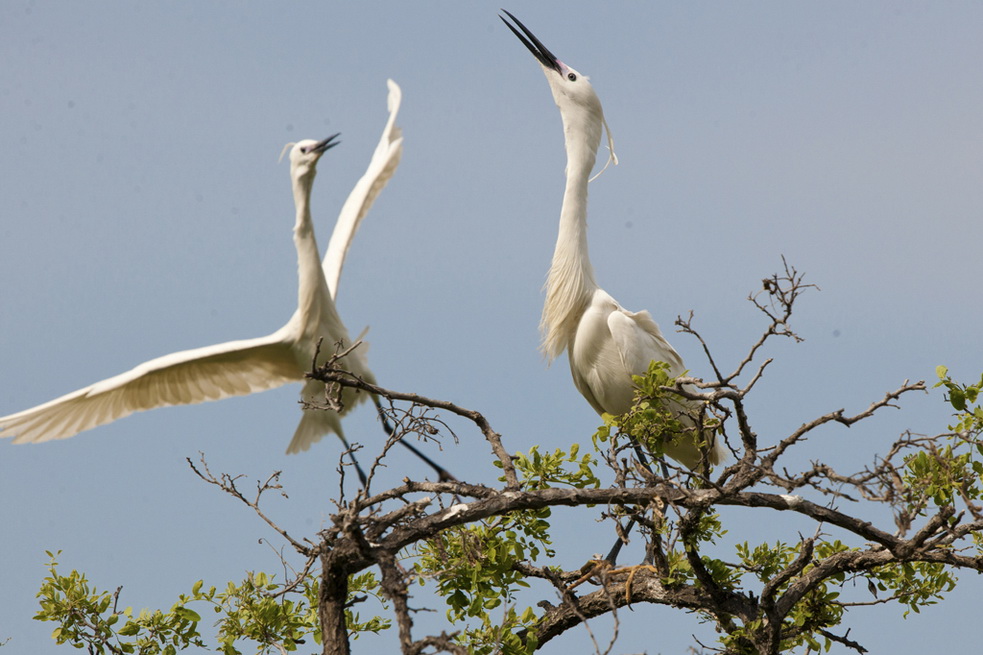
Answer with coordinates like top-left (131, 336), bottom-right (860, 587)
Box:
top-left (286, 407), bottom-right (341, 455)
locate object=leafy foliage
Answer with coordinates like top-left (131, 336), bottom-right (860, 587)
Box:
top-left (34, 552), bottom-right (387, 654)
top-left (36, 551), bottom-right (205, 655)
top-left (511, 443), bottom-right (600, 491)
top-left (28, 267), bottom-right (983, 654)
top-left (897, 366), bottom-right (983, 511)
top-left (935, 366), bottom-right (983, 431)
top-left (417, 518), bottom-right (540, 622)
top-left (34, 368), bottom-right (983, 654)
top-left (454, 605), bottom-right (540, 655)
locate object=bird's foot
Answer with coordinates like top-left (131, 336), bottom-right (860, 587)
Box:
top-left (565, 559), bottom-right (659, 605)
top-left (607, 563), bottom-right (660, 604)
top-left (565, 558), bottom-right (614, 592)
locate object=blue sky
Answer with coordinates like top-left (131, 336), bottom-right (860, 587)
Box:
top-left (2, 3), bottom-right (982, 653)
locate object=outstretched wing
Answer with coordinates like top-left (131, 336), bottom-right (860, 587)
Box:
top-left (0, 330), bottom-right (302, 444)
top-left (323, 79), bottom-right (404, 299)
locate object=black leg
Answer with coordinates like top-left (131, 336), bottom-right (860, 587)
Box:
top-left (604, 436), bottom-right (667, 565)
top-left (336, 433), bottom-right (368, 488)
top-left (373, 396), bottom-right (457, 482)
top-left (604, 518), bottom-right (634, 564)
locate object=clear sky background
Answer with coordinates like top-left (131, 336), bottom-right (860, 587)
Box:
top-left (2, 2), bottom-right (982, 653)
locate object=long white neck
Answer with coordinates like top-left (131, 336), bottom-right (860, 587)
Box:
top-left (292, 169), bottom-right (327, 324)
top-left (541, 106), bottom-right (603, 361)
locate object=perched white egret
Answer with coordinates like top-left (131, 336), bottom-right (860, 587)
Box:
top-left (501, 12), bottom-right (725, 470)
top-left (0, 81), bottom-right (448, 481)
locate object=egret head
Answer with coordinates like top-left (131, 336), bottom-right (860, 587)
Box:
top-left (501, 10), bottom-right (617, 176)
top-left (285, 133), bottom-right (341, 181)
top-left (500, 11), bottom-right (603, 119)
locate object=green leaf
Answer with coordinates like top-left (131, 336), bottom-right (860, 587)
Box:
top-left (175, 606), bottom-right (201, 622)
top-left (118, 621), bottom-right (141, 637)
top-left (951, 387), bottom-right (966, 411)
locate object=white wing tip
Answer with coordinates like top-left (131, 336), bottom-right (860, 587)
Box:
top-left (386, 79), bottom-right (402, 115)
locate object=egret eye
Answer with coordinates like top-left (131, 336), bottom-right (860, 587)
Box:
top-left (300, 147), bottom-right (309, 154)
top-left (568, 72), bottom-right (577, 81)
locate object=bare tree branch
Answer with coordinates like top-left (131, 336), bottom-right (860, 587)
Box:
top-left (174, 260), bottom-right (982, 655)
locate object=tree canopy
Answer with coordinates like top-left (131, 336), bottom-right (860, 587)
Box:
top-left (32, 263), bottom-right (983, 655)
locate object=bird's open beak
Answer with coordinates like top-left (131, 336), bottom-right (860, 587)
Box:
top-left (500, 10), bottom-right (561, 74)
top-left (311, 133), bottom-right (341, 154)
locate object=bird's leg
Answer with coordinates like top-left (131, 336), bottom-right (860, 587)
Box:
top-left (599, 435), bottom-right (664, 566)
top-left (568, 519), bottom-right (659, 602)
top-left (613, 562), bottom-right (660, 605)
top-left (659, 458), bottom-right (671, 479)
top-left (607, 500), bottom-right (666, 603)
top-left (565, 513), bottom-right (637, 592)
top-left (350, 455), bottom-right (369, 488)
top-left (396, 436), bottom-right (458, 483)
top-left (336, 433), bottom-right (369, 488)
top-left (566, 555), bottom-right (614, 592)
top-left (373, 397), bottom-right (457, 482)
top-left (631, 439), bottom-right (654, 474)
top-left (628, 432), bottom-right (672, 479)
top-left (630, 437), bottom-right (673, 479)
top-left (603, 517), bottom-right (635, 565)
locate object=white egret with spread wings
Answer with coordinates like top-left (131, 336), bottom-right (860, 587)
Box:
top-left (0, 80), bottom-right (451, 482)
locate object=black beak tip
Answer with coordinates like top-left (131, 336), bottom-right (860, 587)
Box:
top-left (312, 133), bottom-right (341, 154)
top-left (499, 9), bottom-right (561, 74)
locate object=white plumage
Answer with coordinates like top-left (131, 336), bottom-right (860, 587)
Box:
top-left (0, 80), bottom-right (405, 458)
top-left (502, 13), bottom-right (725, 469)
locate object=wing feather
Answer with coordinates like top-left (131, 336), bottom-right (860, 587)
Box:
top-left (323, 79), bottom-right (404, 299)
top-left (608, 308), bottom-right (685, 378)
top-left (0, 333), bottom-right (303, 443)
top-left (608, 307), bottom-right (727, 467)
top-left (289, 80), bottom-right (404, 453)
top-left (2, 82), bottom-right (405, 453)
